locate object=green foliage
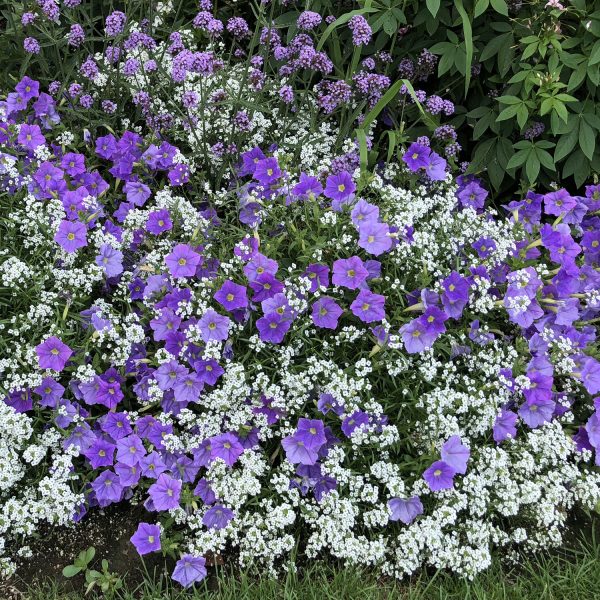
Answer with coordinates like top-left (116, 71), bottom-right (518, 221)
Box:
top-left (22, 527), bottom-right (600, 600)
top-left (61, 548), bottom-right (122, 598)
top-left (356, 0), bottom-right (600, 192)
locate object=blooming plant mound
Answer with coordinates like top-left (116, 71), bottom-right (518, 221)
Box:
top-left (1, 73), bottom-right (600, 587)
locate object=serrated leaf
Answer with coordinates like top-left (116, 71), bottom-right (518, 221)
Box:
top-left (579, 121), bottom-right (596, 160)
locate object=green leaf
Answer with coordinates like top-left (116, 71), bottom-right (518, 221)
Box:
top-left (490, 0), bottom-right (508, 16)
top-left (426, 0), bottom-right (441, 17)
top-left (525, 154), bottom-right (541, 182)
top-left (496, 105), bottom-right (520, 121)
top-left (480, 32), bottom-right (511, 62)
top-left (382, 13), bottom-right (398, 36)
top-left (438, 50), bottom-right (457, 76)
top-left (455, 0), bottom-right (473, 96)
top-left (474, 0), bottom-right (490, 18)
top-left (568, 63), bottom-right (587, 91)
top-left (356, 128), bottom-right (369, 176)
top-left (534, 147), bottom-right (555, 170)
top-left (554, 124), bottom-right (579, 162)
top-left (516, 105), bottom-right (529, 129)
top-left (506, 149), bottom-right (530, 169)
top-left (590, 39), bottom-right (600, 65)
top-left (583, 112), bottom-right (600, 130)
top-left (579, 121), bottom-right (596, 160)
top-left (360, 79), bottom-right (422, 133)
top-left (498, 95), bottom-right (523, 105)
top-left (553, 101), bottom-right (569, 123)
top-left (85, 547), bottom-right (96, 564)
top-left (62, 565), bottom-right (82, 578)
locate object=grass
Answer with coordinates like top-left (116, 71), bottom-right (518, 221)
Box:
top-left (16, 531), bottom-right (600, 600)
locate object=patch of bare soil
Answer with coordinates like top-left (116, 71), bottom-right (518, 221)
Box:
top-left (10, 503), bottom-right (173, 595)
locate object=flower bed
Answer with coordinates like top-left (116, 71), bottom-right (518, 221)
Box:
top-left (1, 0), bottom-right (600, 591)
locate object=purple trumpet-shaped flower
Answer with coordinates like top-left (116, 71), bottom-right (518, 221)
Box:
top-left (148, 473), bottom-right (182, 510)
top-left (36, 336), bottom-right (72, 372)
top-left (423, 460), bottom-right (455, 491)
top-left (130, 522), bottom-right (161, 555)
top-left (388, 496), bottom-right (423, 524)
top-left (172, 555), bottom-right (207, 588)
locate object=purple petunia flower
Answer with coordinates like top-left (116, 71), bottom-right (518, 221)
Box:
top-left (543, 189), bottom-right (576, 216)
top-left (580, 356), bottom-right (600, 394)
top-left (518, 397), bottom-right (555, 429)
top-left (203, 504), bottom-right (234, 530)
top-left (172, 555), bottom-right (207, 588)
top-left (34, 377), bottom-right (64, 407)
top-left (215, 280), bottom-right (248, 311)
top-left (173, 372), bottom-right (203, 404)
top-left (116, 434), bottom-right (146, 466)
top-left (425, 152), bottom-right (447, 181)
top-left (83, 438), bottom-right (116, 469)
top-left (332, 256), bottom-right (369, 290)
top-left (493, 409), bottom-right (518, 443)
top-left (440, 436), bottom-right (470, 474)
top-left (124, 181), bottom-right (151, 206)
top-left (253, 157), bottom-right (281, 185)
top-left (165, 244), bottom-right (201, 278)
top-left (91, 470), bottom-right (123, 507)
top-left (198, 309), bottom-right (230, 342)
top-left (402, 143), bottom-right (430, 172)
top-left (351, 199), bottom-right (379, 227)
top-left (311, 297), bottom-right (343, 329)
top-left (324, 171), bottom-right (356, 207)
top-left (293, 172), bottom-right (323, 200)
top-left (210, 432), bottom-right (244, 466)
top-left (15, 76), bottom-right (39, 101)
top-left (148, 473), bottom-right (182, 511)
top-left (96, 244), bottom-right (123, 278)
top-left (341, 410), bottom-right (370, 437)
top-left (147, 209), bottom-right (172, 235)
top-left (55, 220), bottom-right (87, 253)
top-left (457, 181), bottom-right (488, 210)
top-left (36, 336), bottom-right (73, 372)
top-left (256, 312), bottom-right (291, 343)
top-left (350, 289), bottom-right (385, 323)
top-left (423, 460), bottom-right (455, 491)
top-left (441, 272), bottom-right (469, 319)
top-left (130, 522), bottom-right (161, 555)
top-left (388, 496), bottom-right (423, 524)
top-left (303, 263), bottom-right (330, 293)
top-left (18, 124), bottom-right (45, 151)
top-left (358, 221), bottom-right (392, 256)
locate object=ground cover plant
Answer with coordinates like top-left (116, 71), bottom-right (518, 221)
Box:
top-left (0, 0), bottom-right (599, 595)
